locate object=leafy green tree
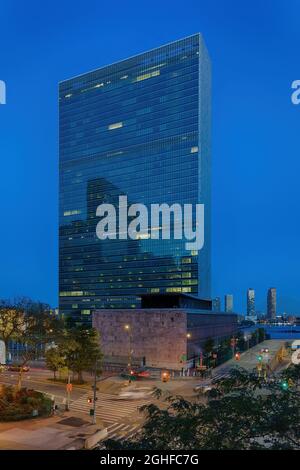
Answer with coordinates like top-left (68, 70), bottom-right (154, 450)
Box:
top-left (61, 326), bottom-right (103, 383)
top-left (281, 364), bottom-right (300, 386)
top-left (105, 368), bottom-right (300, 450)
top-left (14, 311), bottom-right (63, 390)
top-left (0, 302), bottom-right (25, 359)
top-left (45, 347), bottom-right (66, 380)
top-left (0, 297), bottom-right (63, 361)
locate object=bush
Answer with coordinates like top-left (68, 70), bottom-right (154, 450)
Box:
top-left (0, 385), bottom-right (52, 422)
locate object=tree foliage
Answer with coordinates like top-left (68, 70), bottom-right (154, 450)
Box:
top-left (46, 325), bottom-right (103, 383)
top-left (45, 347), bottom-right (66, 379)
top-left (105, 367), bottom-right (300, 450)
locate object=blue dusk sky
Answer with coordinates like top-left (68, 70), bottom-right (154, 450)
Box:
top-left (0, 0), bottom-right (299, 314)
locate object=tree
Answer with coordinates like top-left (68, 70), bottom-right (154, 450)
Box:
top-left (0, 297), bottom-right (63, 363)
top-left (60, 325), bottom-right (103, 383)
top-left (14, 312), bottom-right (62, 390)
top-left (45, 347), bottom-right (66, 380)
top-left (0, 302), bottom-right (25, 360)
top-left (203, 337), bottom-right (214, 355)
top-left (257, 327), bottom-right (266, 343)
top-left (236, 331), bottom-right (246, 351)
top-left (104, 367), bottom-right (300, 450)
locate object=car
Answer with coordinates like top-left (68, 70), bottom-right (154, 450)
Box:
top-left (7, 365), bottom-right (30, 372)
top-left (120, 367), bottom-right (151, 380)
top-left (117, 386), bottom-right (154, 400)
top-left (260, 348), bottom-right (269, 354)
top-left (194, 382), bottom-right (213, 394)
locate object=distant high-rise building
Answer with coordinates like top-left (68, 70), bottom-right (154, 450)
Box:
top-left (212, 297), bottom-right (221, 312)
top-left (225, 294), bottom-right (233, 313)
top-left (247, 288), bottom-right (255, 317)
top-left (267, 288), bottom-right (277, 319)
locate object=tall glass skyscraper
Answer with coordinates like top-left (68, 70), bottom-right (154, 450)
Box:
top-left (59, 34), bottom-right (211, 322)
top-left (267, 288), bottom-right (276, 320)
top-left (247, 288), bottom-right (255, 317)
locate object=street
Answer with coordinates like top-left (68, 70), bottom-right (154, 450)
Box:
top-left (0, 369), bottom-right (87, 403)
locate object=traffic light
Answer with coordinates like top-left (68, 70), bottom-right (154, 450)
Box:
top-left (235, 352), bottom-right (240, 361)
top-left (257, 354), bottom-right (262, 362)
top-left (281, 380), bottom-right (289, 391)
top-left (87, 397), bottom-right (93, 404)
top-left (162, 371), bottom-right (170, 382)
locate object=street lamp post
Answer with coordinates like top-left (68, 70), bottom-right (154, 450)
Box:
top-left (91, 360), bottom-right (98, 425)
top-left (65, 369), bottom-right (71, 411)
top-left (124, 324), bottom-right (132, 378)
top-left (230, 337), bottom-right (237, 358)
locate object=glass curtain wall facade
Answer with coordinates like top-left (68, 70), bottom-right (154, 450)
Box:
top-left (59, 34), bottom-right (211, 323)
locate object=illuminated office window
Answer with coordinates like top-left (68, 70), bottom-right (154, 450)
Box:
top-left (108, 122), bottom-right (123, 130)
top-left (134, 70), bottom-right (160, 82)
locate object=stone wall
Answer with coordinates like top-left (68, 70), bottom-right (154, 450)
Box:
top-left (93, 309), bottom-right (187, 370)
top-left (93, 309), bottom-right (238, 370)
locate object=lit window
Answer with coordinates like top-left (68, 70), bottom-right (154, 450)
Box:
top-left (166, 287), bottom-right (182, 293)
top-left (94, 83), bottom-right (104, 88)
top-left (64, 209), bottom-right (81, 216)
top-left (136, 233), bottom-right (150, 240)
top-left (181, 257), bottom-right (192, 264)
top-left (134, 70), bottom-right (160, 82)
top-left (191, 250), bottom-right (198, 256)
top-left (65, 93), bottom-right (72, 98)
top-left (81, 309), bottom-right (91, 315)
top-left (182, 273), bottom-right (192, 278)
top-left (182, 287), bottom-right (192, 293)
top-left (191, 146), bottom-right (198, 153)
top-left (59, 291), bottom-right (83, 297)
top-left (150, 288), bottom-right (160, 293)
top-left (108, 122), bottom-right (123, 130)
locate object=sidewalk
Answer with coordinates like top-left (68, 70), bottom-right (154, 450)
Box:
top-left (0, 413), bottom-right (103, 450)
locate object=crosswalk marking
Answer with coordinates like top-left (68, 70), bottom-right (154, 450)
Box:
top-left (70, 392), bottom-right (151, 425)
top-left (97, 422), bottom-right (143, 448)
top-left (212, 371), bottom-right (230, 381)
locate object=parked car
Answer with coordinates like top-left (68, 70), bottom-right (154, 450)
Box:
top-left (7, 364), bottom-right (30, 372)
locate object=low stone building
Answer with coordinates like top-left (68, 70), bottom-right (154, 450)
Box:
top-left (92, 294), bottom-right (238, 370)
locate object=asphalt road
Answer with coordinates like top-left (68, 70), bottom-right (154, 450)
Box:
top-left (0, 369), bottom-right (87, 403)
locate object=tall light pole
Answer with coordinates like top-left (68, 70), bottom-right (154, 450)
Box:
top-left (91, 359), bottom-right (98, 425)
top-left (230, 337), bottom-right (237, 358)
top-left (124, 324), bottom-right (132, 375)
top-left (65, 369), bottom-right (72, 411)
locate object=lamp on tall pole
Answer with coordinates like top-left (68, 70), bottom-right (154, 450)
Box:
top-left (124, 324), bottom-right (132, 377)
top-left (91, 359), bottom-right (98, 425)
